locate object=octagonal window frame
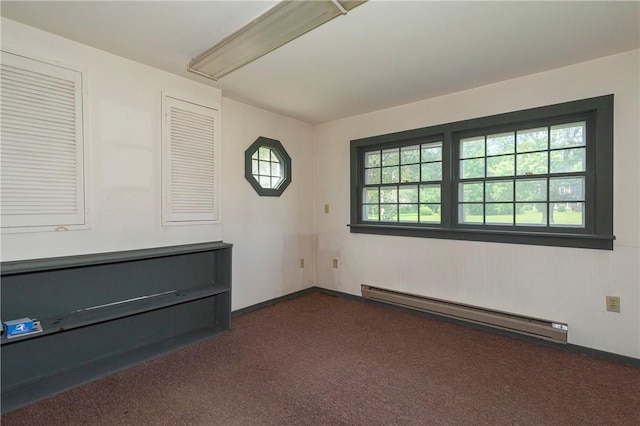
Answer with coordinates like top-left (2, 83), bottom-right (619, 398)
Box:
top-left (245, 136), bottom-right (292, 196)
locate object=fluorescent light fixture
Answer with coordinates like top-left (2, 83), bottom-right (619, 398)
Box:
top-left (188, 0), bottom-right (367, 81)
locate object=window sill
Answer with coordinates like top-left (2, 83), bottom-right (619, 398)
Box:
top-left (348, 223), bottom-right (614, 250)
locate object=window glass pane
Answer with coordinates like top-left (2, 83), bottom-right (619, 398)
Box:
top-left (460, 182), bottom-right (483, 202)
top-left (271, 162), bottom-right (281, 177)
top-left (259, 176), bottom-right (271, 188)
top-left (258, 147), bottom-right (271, 160)
top-left (516, 179), bottom-right (547, 202)
top-left (487, 132), bottom-right (515, 156)
top-left (550, 148), bottom-right (585, 173)
top-left (382, 166), bottom-right (400, 184)
top-left (365, 168), bottom-right (381, 184)
top-left (363, 204), bottom-right (379, 221)
top-left (551, 202), bottom-right (584, 227)
top-left (380, 186), bottom-right (398, 203)
top-left (486, 203), bottom-right (514, 225)
top-left (460, 204), bottom-right (483, 224)
top-left (516, 203), bottom-right (547, 226)
top-left (517, 152), bottom-right (548, 175)
top-left (251, 150), bottom-right (259, 160)
top-left (550, 177), bottom-right (584, 201)
top-left (487, 155), bottom-right (514, 177)
top-left (421, 162), bottom-right (442, 181)
top-left (363, 188), bottom-right (379, 203)
top-left (399, 204), bottom-right (419, 222)
top-left (259, 160), bottom-right (270, 175)
top-left (382, 148), bottom-right (399, 166)
top-left (460, 158), bottom-right (484, 179)
top-left (516, 127), bottom-right (548, 152)
top-left (270, 149), bottom-right (280, 162)
top-left (252, 159), bottom-right (259, 174)
top-left (400, 164), bottom-right (420, 182)
top-left (486, 181), bottom-right (513, 202)
top-left (421, 142), bottom-right (442, 162)
top-left (399, 186), bottom-right (418, 203)
top-left (419, 185), bottom-right (441, 203)
top-left (461, 136), bottom-right (485, 158)
top-left (365, 151), bottom-right (381, 168)
top-left (271, 177), bottom-right (282, 188)
top-left (401, 146), bottom-right (420, 164)
top-left (420, 204), bottom-right (441, 223)
top-left (550, 122), bottom-right (585, 149)
top-left (380, 204), bottom-right (398, 222)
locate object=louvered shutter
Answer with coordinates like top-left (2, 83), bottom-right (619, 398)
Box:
top-left (163, 96), bottom-right (218, 224)
top-left (0, 51), bottom-right (86, 229)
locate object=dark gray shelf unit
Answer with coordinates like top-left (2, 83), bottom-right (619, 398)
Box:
top-left (1, 241), bottom-right (232, 414)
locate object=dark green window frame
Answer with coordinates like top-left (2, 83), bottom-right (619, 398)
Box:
top-left (350, 95), bottom-right (614, 250)
top-left (245, 137), bottom-right (292, 197)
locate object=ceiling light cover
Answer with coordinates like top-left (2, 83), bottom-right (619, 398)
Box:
top-left (188, 0), bottom-right (367, 81)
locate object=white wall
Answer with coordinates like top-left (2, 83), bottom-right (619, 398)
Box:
top-left (2, 18), bottom-right (638, 357)
top-left (0, 18), bottom-right (223, 259)
top-left (0, 18), bottom-right (316, 311)
top-left (221, 99), bottom-right (314, 310)
top-left (313, 50), bottom-right (640, 358)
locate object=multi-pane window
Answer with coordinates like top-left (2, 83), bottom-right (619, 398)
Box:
top-left (362, 141), bottom-right (442, 223)
top-left (350, 95), bottom-right (614, 250)
top-left (457, 122), bottom-right (587, 228)
top-left (252, 146), bottom-right (284, 190)
top-left (244, 137), bottom-right (291, 196)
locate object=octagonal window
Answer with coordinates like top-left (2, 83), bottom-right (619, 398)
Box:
top-left (245, 137), bottom-right (291, 196)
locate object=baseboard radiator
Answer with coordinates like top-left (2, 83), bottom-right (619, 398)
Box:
top-left (361, 285), bottom-right (568, 343)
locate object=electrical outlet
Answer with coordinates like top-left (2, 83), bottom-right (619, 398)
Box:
top-left (324, 204), bottom-right (330, 214)
top-left (606, 296), bottom-right (620, 313)
top-left (332, 258), bottom-right (338, 269)
top-left (299, 258), bottom-right (304, 268)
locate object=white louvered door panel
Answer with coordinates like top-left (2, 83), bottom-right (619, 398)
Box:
top-left (0, 51), bottom-right (86, 229)
top-left (163, 96), bottom-right (218, 224)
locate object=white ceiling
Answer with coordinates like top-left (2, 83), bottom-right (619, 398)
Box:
top-left (1, 1), bottom-right (639, 124)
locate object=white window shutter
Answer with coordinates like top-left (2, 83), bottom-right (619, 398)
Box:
top-left (0, 51), bottom-right (86, 229)
top-left (162, 96), bottom-right (218, 224)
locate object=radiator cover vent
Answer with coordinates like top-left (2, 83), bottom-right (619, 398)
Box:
top-left (361, 285), bottom-right (567, 343)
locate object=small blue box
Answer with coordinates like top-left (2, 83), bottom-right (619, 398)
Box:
top-left (3, 318), bottom-right (34, 337)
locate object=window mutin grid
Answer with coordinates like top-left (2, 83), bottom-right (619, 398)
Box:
top-left (455, 120), bottom-right (588, 229)
top-left (244, 137), bottom-right (291, 196)
top-left (361, 140), bottom-right (443, 224)
top-left (349, 95), bottom-right (614, 250)
top-left (252, 146), bottom-right (285, 190)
